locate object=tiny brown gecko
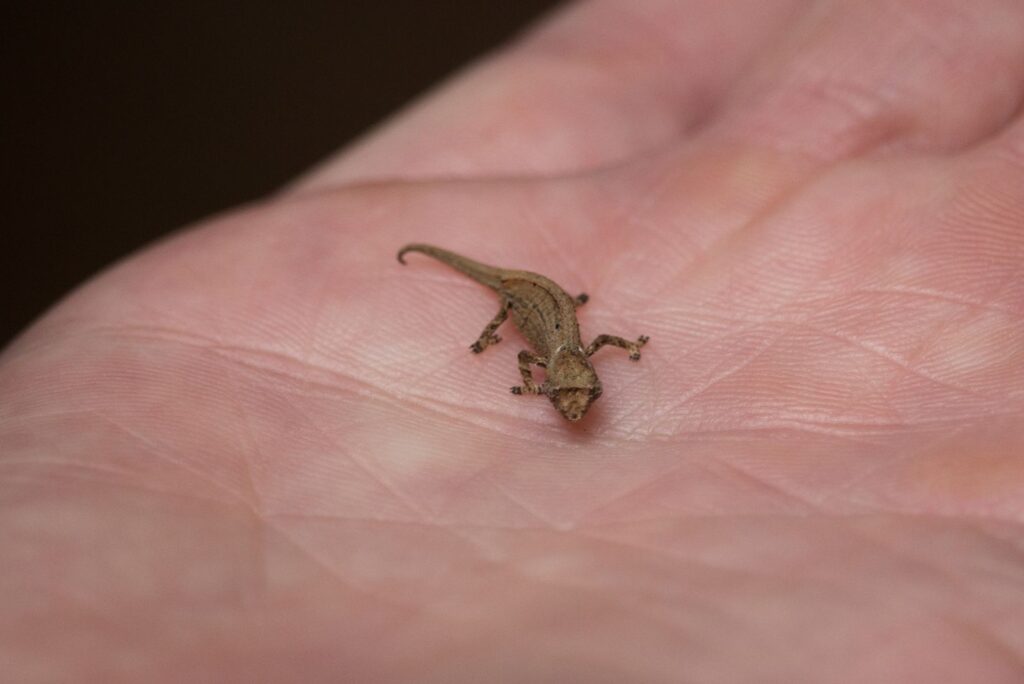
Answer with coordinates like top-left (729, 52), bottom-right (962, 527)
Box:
top-left (397, 243), bottom-right (648, 422)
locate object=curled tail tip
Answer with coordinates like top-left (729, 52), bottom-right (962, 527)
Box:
top-left (397, 243), bottom-right (427, 264)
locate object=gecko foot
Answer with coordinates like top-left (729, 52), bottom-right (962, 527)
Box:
top-left (470, 334), bottom-right (502, 354)
top-left (629, 335), bottom-right (650, 361)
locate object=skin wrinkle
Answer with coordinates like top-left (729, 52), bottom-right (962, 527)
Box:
top-left (86, 322), bottom-right (571, 443)
top-left (798, 322), bottom-right (985, 399)
top-left (588, 514), bottom-right (1011, 602)
top-left (644, 316), bottom-right (783, 379)
top-left (571, 527), bottom-right (813, 585)
top-left (611, 156), bottom-right (715, 269)
top-left (487, 478), bottom-right (565, 529)
top-left (268, 510), bottom-right (506, 580)
top-left (0, 462), bottom-right (204, 508)
top-left (526, 557), bottom-right (774, 641)
top-left (629, 163), bottom-right (825, 307)
top-left (6, 328), bottom-right (538, 518)
top-left (775, 74), bottom-right (913, 157)
top-left (726, 420), bottom-right (916, 444)
top-left (252, 511), bottom-right (1024, 546)
top-left (566, 533), bottom-right (928, 636)
top-left (267, 388), bottom-right (440, 523)
top-left (229, 371), bottom-right (266, 513)
top-left (845, 346), bottom-right (911, 430)
top-left (826, 427), bottom-right (978, 505)
top-left (659, 323), bottom-right (791, 415)
top-left (281, 517), bottom-right (710, 651)
top-left (256, 516), bottom-right (424, 615)
top-left (492, 557), bottom-right (709, 638)
top-left (855, 286), bottom-right (1018, 315)
top-left (704, 451), bottom-right (823, 509)
top-left (0, 457), bottom-right (137, 484)
top-left (524, 206), bottom-right (592, 293)
top-left (765, 415), bottom-right (966, 438)
top-left (93, 412), bottom-right (249, 506)
top-left (573, 448), bottom-right (819, 527)
top-left (892, 278), bottom-right (1023, 395)
top-left (4, 463), bottom-right (420, 631)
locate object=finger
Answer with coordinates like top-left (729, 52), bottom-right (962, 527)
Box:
top-left (703, 0), bottom-right (1024, 161)
top-left (601, 0), bottom-right (1024, 284)
top-left (292, 0), bottom-right (807, 191)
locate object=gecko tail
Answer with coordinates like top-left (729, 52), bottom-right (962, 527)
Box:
top-left (395, 243), bottom-right (503, 289)
top-left (397, 243), bottom-right (436, 264)
top-left (397, 243), bottom-right (435, 265)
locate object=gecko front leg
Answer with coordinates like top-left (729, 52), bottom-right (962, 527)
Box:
top-left (470, 300), bottom-right (511, 353)
top-left (586, 334), bottom-right (650, 361)
top-left (510, 350), bottom-right (547, 395)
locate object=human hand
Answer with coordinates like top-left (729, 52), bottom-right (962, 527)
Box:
top-left (3, 1), bottom-right (1024, 681)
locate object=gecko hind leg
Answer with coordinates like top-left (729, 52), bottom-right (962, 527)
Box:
top-left (510, 350), bottom-right (546, 395)
top-left (470, 300), bottom-right (511, 353)
top-left (586, 334), bottom-right (649, 361)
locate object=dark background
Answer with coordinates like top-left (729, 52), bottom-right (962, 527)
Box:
top-left (2, 2), bottom-right (561, 346)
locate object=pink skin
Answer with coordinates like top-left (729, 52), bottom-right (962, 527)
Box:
top-left (4, 1), bottom-right (1024, 681)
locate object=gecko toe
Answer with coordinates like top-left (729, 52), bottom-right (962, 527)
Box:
top-left (510, 386), bottom-right (522, 395)
top-left (629, 352), bottom-right (641, 361)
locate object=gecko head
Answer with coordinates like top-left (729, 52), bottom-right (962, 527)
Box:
top-left (544, 349), bottom-right (602, 422)
top-left (547, 386), bottom-right (602, 422)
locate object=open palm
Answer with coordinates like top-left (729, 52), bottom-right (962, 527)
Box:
top-left (4, 2), bottom-right (1024, 681)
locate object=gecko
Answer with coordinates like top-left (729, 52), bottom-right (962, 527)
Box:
top-left (397, 243), bottom-right (648, 422)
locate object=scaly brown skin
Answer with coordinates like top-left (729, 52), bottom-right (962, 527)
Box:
top-left (4, 2), bottom-right (1024, 682)
top-left (397, 243), bottom-right (648, 421)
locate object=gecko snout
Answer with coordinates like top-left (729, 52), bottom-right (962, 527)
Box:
top-left (550, 387), bottom-right (599, 422)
